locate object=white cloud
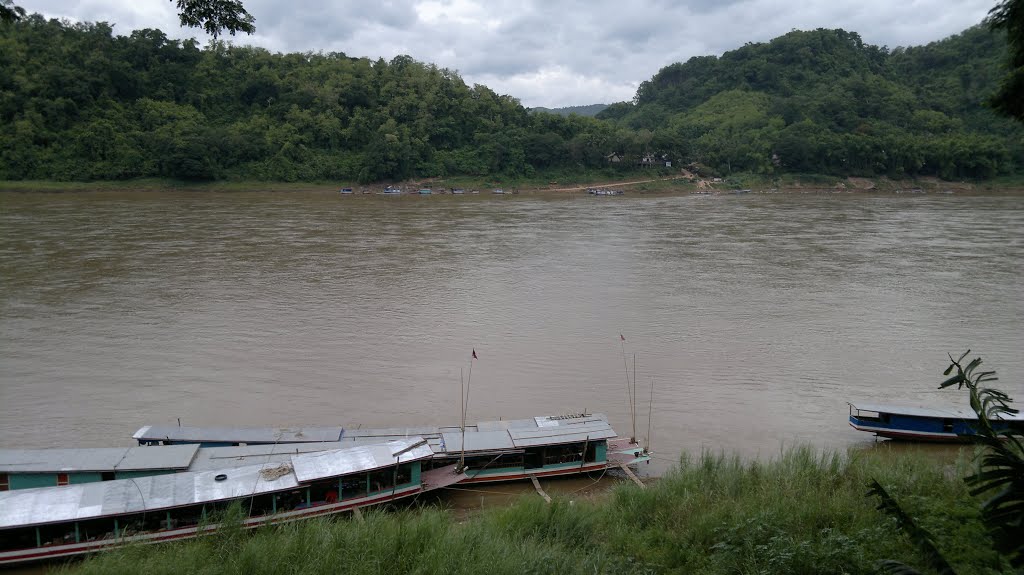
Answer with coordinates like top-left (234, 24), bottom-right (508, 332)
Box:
top-left (20, 0), bottom-right (996, 108)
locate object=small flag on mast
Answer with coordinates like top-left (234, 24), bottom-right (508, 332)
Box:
top-left (472, 349), bottom-right (478, 359)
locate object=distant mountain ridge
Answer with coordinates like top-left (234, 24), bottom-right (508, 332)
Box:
top-left (0, 15), bottom-right (1019, 183)
top-left (595, 26), bottom-right (1022, 179)
top-left (530, 104), bottom-right (608, 117)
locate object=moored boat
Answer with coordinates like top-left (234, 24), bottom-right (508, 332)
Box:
top-left (0, 438), bottom-right (461, 566)
top-left (848, 402), bottom-right (1024, 441)
top-left (133, 413), bottom-right (650, 484)
top-left (339, 187), bottom-right (354, 194)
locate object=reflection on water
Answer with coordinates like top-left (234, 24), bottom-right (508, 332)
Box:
top-left (1, 190), bottom-right (1023, 475)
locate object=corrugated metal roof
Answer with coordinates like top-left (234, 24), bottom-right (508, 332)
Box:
top-left (476, 413), bottom-right (608, 432)
top-left (439, 431), bottom-right (516, 453)
top-left (0, 445), bottom-right (199, 473)
top-left (131, 413), bottom-right (619, 453)
top-left (0, 438), bottom-right (431, 529)
top-left (511, 431), bottom-right (613, 448)
top-left (291, 438), bottom-right (431, 483)
top-left (849, 402), bottom-right (1024, 421)
top-left (343, 427), bottom-right (442, 438)
top-left (0, 461), bottom-right (298, 529)
top-left (133, 425), bottom-right (345, 444)
top-left (508, 420), bottom-right (613, 439)
top-left (187, 442), bottom-right (350, 472)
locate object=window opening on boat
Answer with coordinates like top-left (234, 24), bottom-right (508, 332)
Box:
top-left (0, 527), bottom-right (35, 551)
top-left (369, 468), bottom-right (395, 493)
top-left (943, 420), bottom-right (954, 433)
top-left (340, 474), bottom-right (368, 500)
top-left (101, 472), bottom-right (115, 481)
top-left (56, 473), bottom-right (69, 486)
top-left (541, 442), bottom-right (591, 466)
top-left (0, 472), bottom-right (8, 491)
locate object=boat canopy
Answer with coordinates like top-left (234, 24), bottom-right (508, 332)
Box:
top-left (133, 425), bottom-right (345, 444)
top-left (132, 413), bottom-right (618, 452)
top-left (0, 438), bottom-right (432, 529)
top-left (440, 418), bottom-right (615, 452)
top-left (0, 445), bottom-right (199, 474)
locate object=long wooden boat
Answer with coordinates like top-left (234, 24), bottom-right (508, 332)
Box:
top-left (132, 413), bottom-right (650, 483)
top-left (0, 438), bottom-right (463, 566)
top-left (848, 402), bottom-right (1024, 441)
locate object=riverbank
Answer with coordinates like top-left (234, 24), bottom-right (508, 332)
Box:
top-left (62, 447), bottom-right (1003, 575)
top-left (3, 174), bottom-right (1023, 195)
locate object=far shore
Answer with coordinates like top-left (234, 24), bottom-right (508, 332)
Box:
top-left (1, 174), bottom-right (1022, 195)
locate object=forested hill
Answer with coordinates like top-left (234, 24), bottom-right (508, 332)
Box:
top-left (597, 27), bottom-right (1023, 179)
top-left (0, 16), bottom-right (1020, 183)
top-left (529, 104), bottom-right (608, 117)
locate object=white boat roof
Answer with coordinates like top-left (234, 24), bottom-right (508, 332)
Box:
top-left (0, 438), bottom-right (432, 529)
top-left (132, 413), bottom-right (616, 450)
top-left (439, 416), bottom-right (616, 452)
top-left (188, 442), bottom-right (354, 472)
top-left (133, 425), bottom-right (345, 444)
top-left (440, 430), bottom-right (517, 453)
top-left (0, 445), bottom-right (200, 473)
top-left (848, 402), bottom-right (1024, 421)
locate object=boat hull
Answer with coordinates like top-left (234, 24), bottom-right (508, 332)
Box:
top-left (848, 418), bottom-right (968, 442)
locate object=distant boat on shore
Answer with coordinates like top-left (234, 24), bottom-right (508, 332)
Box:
top-left (339, 187), bottom-right (353, 194)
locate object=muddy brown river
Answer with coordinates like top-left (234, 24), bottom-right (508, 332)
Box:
top-left (2, 189), bottom-right (1022, 478)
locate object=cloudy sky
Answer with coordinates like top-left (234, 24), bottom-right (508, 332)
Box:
top-left (26, 0), bottom-right (996, 108)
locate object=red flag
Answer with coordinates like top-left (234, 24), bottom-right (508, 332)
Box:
top-left (472, 349), bottom-right (478, 359)
top-left (620, 334), bottom-right (626, 342)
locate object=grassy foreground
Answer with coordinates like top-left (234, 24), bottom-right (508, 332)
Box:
top-left (62, 448), bottom-right (1006, 575)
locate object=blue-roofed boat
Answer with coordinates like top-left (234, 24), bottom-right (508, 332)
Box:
top-left (339, 187), bottom-right (354, 194)
top-left (0, 438), bottom-right (462, 566)
top-left (848, 402), bottom-right (1024, 442)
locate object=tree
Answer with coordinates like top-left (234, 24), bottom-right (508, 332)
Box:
top-left (174, 0), bottom-right (254, 38)
top-left (988, 0), bottom-right (1024, 121)
top-left (0, 1), bottom-right (255, 38)
top-left (0, 0), bottom-right (25, 24)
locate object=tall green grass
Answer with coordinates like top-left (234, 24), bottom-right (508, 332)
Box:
top-left (62, 447), bottom-right (1004, 575)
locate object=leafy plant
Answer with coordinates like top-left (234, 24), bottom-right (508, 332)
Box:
top-left (939, 351), bottom-right (1024, 567)
top-left (870, 351), bottom-right (1024, 573)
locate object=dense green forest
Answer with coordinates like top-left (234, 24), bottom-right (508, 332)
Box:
top-left (529, 104), bottom-right (609, 118)
top-left (598, 27), bottom-right (1023, 180)
top-left (0, 15), bottom-right (1021, 183)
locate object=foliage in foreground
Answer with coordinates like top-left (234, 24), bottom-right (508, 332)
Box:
top-left (63, 447), bottom-right (1005, 575)
top-left (871, 352), bottom-right (1024, 574)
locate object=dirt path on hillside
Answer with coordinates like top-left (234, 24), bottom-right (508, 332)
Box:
top-left (544, 173), bottom-right (690, 192)
top-left (540, 168), bottom-right (700, 191)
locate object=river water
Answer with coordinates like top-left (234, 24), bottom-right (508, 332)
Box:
top-left (1, 189), bottom-right (1022, 475)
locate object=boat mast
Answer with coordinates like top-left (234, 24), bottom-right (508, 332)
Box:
top-left (620, 335), bottom-right (635, 442)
